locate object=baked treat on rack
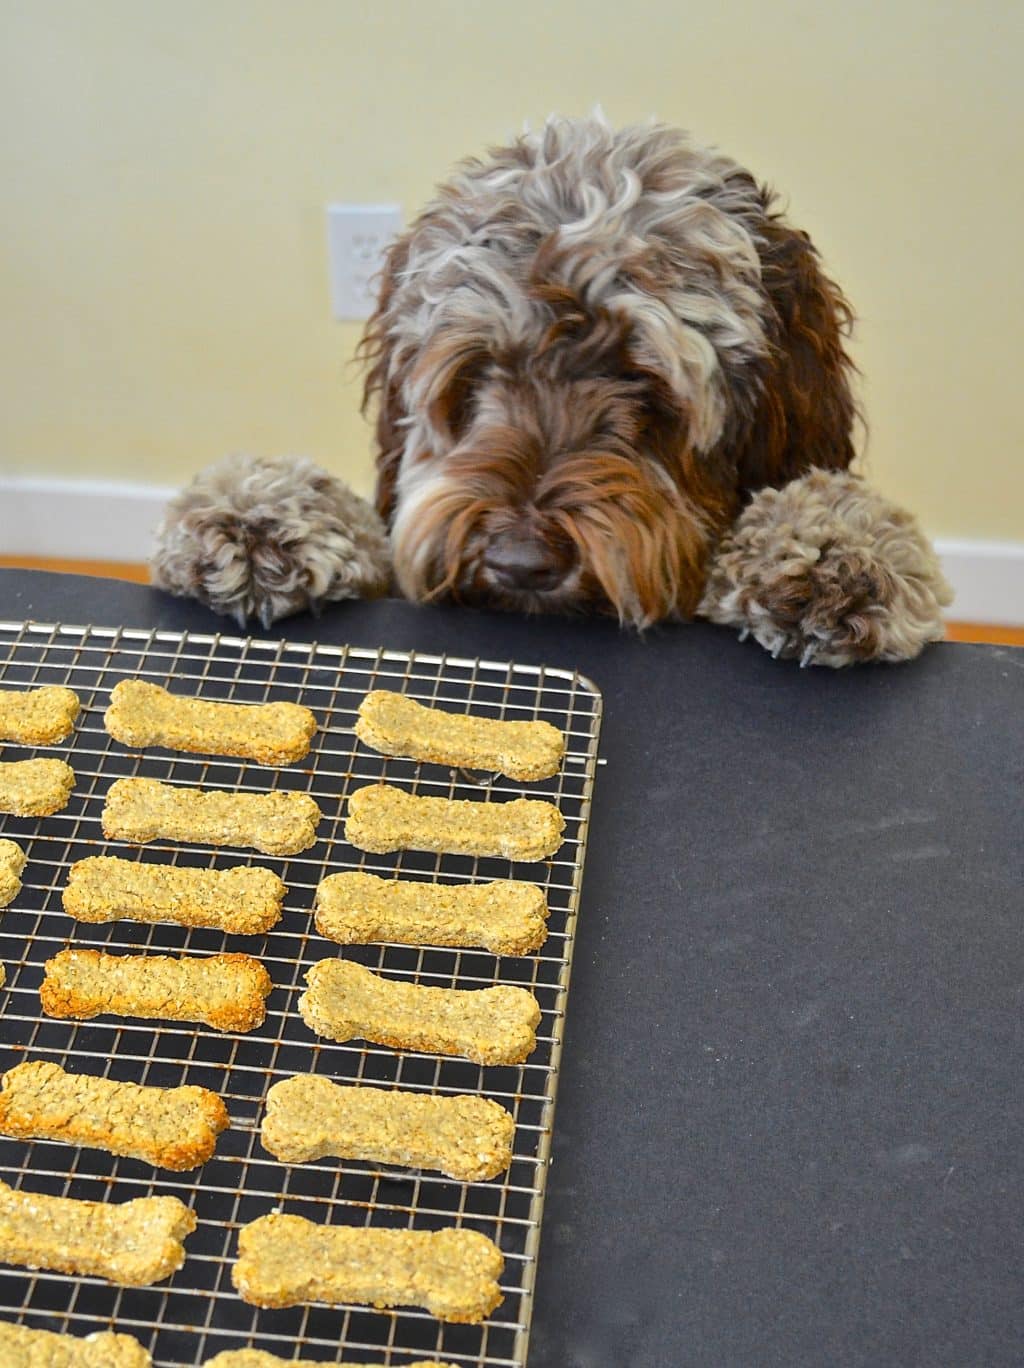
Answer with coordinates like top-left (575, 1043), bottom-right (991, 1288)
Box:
top-left (0, 839), bottom-right (27, 907)
top-left (0, 759), bottom-right (75, 817)
top-left (0, 1060), bottom-right (229, 1170)
top-left (345, 783), bottom-right (564, 861)
top-left (314, 870), bottom-right (548, 955)
top-left (0, 1320), bottom-right (152, 1366)
top-left (41, 949), bottom-right (272, 1032)
top-left (0, 685), bottom-right (80, 745)
top-left (261, 1074), bottom-right (514, 1181)
top-left (105, 680), bottom-right (317, 765)
top-left (299, 958), bottom-right (541, 1065)
top-left (355, 688), bottom-right (564, 780)
top-left (102, 777), bottom-right (321, 856)
top-left (203, 1351), bottom-right (454, 1368)
top-left (232, 1213), bottom-right (504, 1322)
top-left (0, 1179), bottom-right (196, 1285)
top-left (62, 856), bottom-right (286, 933)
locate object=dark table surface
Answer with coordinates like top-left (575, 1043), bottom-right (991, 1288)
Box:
top-left (3, 568), bottom-right (1022, 1368)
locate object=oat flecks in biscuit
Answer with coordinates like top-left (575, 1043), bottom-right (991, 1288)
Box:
top-left (105, 679), bottom-right (316, 765)
top-left (0, 759), bottom-right (75, 817)
top-left (203, 1352), bottom-right (455, 1368)
top-left (0, 1321), bottom-right (152, 1367)
top-left (356, 688), bottom-right (564, 780)
top-left (299, 958), bottom-right (540, 1066)
top-left (0, 1060), bottom-right (229, 1170)
top-left (63, 856), bottom-right (285, 933)
top-left (315, 870), bottom-right (548, 955)
top-left (261, 1074), bottom-right (514, 1181)
top-left (0, 1178), bottom-right (196, 1285)
top-left (0, 685), bottom-right (80, 745)
top-left (102, 777), bottom-right (321, 856)
top-left (0, 839), bottom-right (27, 908)
top-left (41, 949), bottom-right (272, 1032)
top-left (232, 1213), bottom-right (503, 1322)
top-left (346, 783), bottom-right (564, 861)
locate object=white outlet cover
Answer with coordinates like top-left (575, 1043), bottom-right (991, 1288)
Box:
top-left (326, 203), bottom-right (403, 321)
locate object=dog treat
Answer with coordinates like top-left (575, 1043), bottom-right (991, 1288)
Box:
top-left (0, 1060), bottom-right (229, 1170)
top-left (103, 777), bottom-right (321, 856)
top-left (346, 783), bottom-right (564, 861)
top-left (0, 759), bottom-right (75, 817)
top-left (105, 679), bottom-right (317, 765)
top-left (261, 1075), bottom-right (515, 1182)
top-left (62, 855), bottom-right (286, 933)
top-left (355, 689), bottom-right (564, 781)
top-left (0, 1178), bottom-right (196, 1285)
top-left (0, 685), bottom-right (80, 745)
top-left (0, 839), bottom-right (27, 907)
top-left (203, 1353), bottom-right (454, 1368)
top-left (232, 1213), bottom-right (504, 1322)
top-left (299, 959), bottom-right (540, 1066)
top-left (41, 949), bottom-right (272, 1033)
top-left (0, 1322), bottom-right (152, 1367)
top-left (315, 871), bottom-right (549, 955)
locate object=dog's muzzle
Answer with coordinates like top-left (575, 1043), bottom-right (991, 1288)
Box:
top-left (481, 526), bottom-right (576, 593)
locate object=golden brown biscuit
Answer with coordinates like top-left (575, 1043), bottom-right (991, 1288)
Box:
top-left (105, 680), bottom-right (316, 765)
top-left (0, 838), bottom-right (27, 907)
top-left (355, 689), bottom-right (564, 780)
top-left (232, 1213), bottom-right (503, 1322)
top-left (41, 949), bottom-right (272, 1032)
top-left (0, 759), bottom-right (75, 817)
top-left (62, 856), bottom-right (286, 933)
top-left (0, 1178), bottom-right (196, 1285)
top-left (346, 783), bottom-right (564, 861)
top-left (299, 959), bottom-right (540, 1066)
top-left (102, 777), bottom-right (321, 856)
top-left (315, 870), bottom-right (548, 955)
top-left (203, 1352), bottom-right (454, 1368)
top-left (0, 685), bottom-right (80, 745)
top-left (0, 1060), bottom-right (229, 1170)
top-left (0, 1321), bottom-right (152, 1367)
top-left (261, 1075), bottom-right (514, 1181)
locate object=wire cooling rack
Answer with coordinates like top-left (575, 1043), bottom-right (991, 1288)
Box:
top-left (0, 619), bottom-right (602, 1367)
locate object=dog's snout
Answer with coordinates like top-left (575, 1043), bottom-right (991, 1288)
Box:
top-left (483, 529), bottom-right (573, 592)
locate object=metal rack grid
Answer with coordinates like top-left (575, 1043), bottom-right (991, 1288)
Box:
top-left (0, 619), bottom-right (602, 1367)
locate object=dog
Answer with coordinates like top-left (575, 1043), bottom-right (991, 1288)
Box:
top-left (153, 114), bottom-right (951, 663)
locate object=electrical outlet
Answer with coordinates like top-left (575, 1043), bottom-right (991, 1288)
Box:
top-left (326, 203), bottom-right (403, 320)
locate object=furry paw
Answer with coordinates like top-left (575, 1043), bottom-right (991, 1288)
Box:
top-left (698, 470), bottom-right (953, 666)
top-left (151, 454), bottom-right (392, 627)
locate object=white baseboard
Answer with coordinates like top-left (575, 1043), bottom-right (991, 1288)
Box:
top-left (1, 477), bottom-right (1022, 625)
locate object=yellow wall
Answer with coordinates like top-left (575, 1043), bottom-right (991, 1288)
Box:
top-left (2, 0), bottom-right (1022, 540)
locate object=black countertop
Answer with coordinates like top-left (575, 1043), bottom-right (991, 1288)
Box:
top-left (3, 568), bottom-right (1023, 1367)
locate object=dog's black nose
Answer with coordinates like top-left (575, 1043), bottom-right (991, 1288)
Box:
top-left (483, 531), bottom-right (572, 592)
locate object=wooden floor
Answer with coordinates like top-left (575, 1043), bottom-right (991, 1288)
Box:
top-left (0, 555), bottom-right (1021, 645)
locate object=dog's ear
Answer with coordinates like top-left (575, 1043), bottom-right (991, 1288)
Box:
top-left (359, 233), bottom-right (413, 526)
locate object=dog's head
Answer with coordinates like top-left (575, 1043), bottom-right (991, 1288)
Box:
top-left (361, 116), bottom-right (773, 626)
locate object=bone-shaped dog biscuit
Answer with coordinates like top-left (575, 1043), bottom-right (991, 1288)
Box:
top-left (346, 783), bottom-right (564, 861)
top-left (299, 959), bottom-right (540, 1065)
top-left (203, 1352), bottom-right (454, 1368)
top-left (355, 689), bottom-right (564, 780)
top-left (0, 1322), bottom-right (152, 1367)
top-left (0, 759), bottom-right (75, 816)
top-left (0, 1060), bottom-right (229, 1170)
top-left (0, 685), bottom-right (80, 744)
top-left (232, 1213), bottom-right (504, 1322)
top-left (103, 777), bottom-right (321, 855)
top-left (41, 949), bottom-right (272, 1032)
top-left (0, 1179), bottom-right (196, 1285)
top-left (62, 855), bottom-right (286, 933)
top-left (0, 839), bottom-right (27, 907)
top-left (105, 680), bottom-right (317, 765)
top-left (315, 870), bottom-right (549, 955)
top-left (261, 1075), bottom-right (514, 1181)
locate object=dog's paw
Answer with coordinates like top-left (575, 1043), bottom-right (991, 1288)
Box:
top-left (151, 455), bottom-right (392, 627)
top-left (699, 470), bottom-right (953, 667)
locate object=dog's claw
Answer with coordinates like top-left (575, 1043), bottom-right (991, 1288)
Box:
top-left (738, 628), bottom-right (750, 643)
top-left (800, 644), bottom-right (817, 668)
